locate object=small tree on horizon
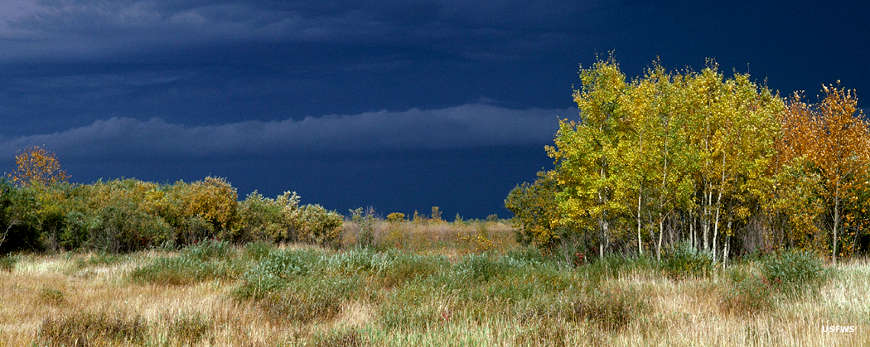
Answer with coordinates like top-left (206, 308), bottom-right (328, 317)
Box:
top-left (8, 145), bottom-right (69, 186)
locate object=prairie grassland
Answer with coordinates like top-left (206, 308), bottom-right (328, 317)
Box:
top-left (0, 222), bottom-right (866, 346)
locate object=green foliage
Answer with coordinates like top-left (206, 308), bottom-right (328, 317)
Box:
top-left (505, 173), bottom-right (561, 250)
top-left (720, 251), bottom-right (829, 315)
top-left (452, 254), bottom-right (510, 282)
top-left (297, 204), bottom-right (343, 247)
top-left (0, 173), bottom-right (341, 254)
top-left (661, 242), bottom-right (713, 279)
top-left (760, 250), bottom-right (827, 298)
top-left (242, 240), bottom-right (274, 261)
top-left (130, 242), bottom-right (240, 285)
top-left (0, 179), bottom-right (42, 253)
top-left (235, 190), bottom-right (296, 242)
top-left (351, 207), bottom-right (377, 248)
top-left (235, 249), bottom-right (313, 299)
top-left (72, 253), bottom-right (124, 271)
top-left (0, 254), bottom-right (16, 272)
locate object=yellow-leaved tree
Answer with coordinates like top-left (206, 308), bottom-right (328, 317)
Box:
top-left (8, 145), bottom-right (69, 186)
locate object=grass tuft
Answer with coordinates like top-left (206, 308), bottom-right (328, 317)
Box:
top-left (37, 287), bottom-right (66, 306)
top-left (168, 312), bottom-right (211, 344)
top-left (37, 310), bottom-right (147, 345)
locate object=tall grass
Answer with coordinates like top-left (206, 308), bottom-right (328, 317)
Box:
top-left (1, 227), bottom-right (864, 346)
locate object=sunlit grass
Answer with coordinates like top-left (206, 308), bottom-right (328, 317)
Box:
top-left (0, 224), bottom-right (866, 345)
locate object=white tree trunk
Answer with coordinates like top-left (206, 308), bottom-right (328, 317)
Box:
top-left (637, 191), bottom-right (643, 255)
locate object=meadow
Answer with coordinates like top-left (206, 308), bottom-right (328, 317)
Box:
top-left (0, 220), bottom-right (866, 346)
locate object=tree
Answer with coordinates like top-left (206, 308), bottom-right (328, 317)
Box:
top-left (8, 146), bottom-right (69, 186)
top-left (796, 85), bottom-right (869, 263)
top-left (505, 172), bottom-right (561, 250)
top-left (769, 84), bottom-right (870, 263)
top-left (547, 56), bottom-right (631, 258)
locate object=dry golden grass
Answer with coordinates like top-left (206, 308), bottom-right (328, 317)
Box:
top-left (341, 220), bottom-right (516, 257)
top-left (0, 242), bottom-right (866, 346)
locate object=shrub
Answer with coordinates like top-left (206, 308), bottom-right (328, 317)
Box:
top-left (38, 311), bottom-right (147, 345)
top-left (235, 191), bottom-right (296, 242)
top-left (760, 250), bottom-right (827, 298)
top-left (183, 239), bottom-right (232, 261)
top-left (504, 174), bottom-right (560, 249)
top-left (234, 249), bottom-right (315, 299)
top-left (183, 177), bottom-right (238, 232)
top-left (0, 254), bottom-right (16, 272)
top-left (175, 215), bottom-right (215, 246)
top-left (0, 180), bottom-right (42, 253)
top-left (386, 212), bottom-right (405, 223)
top-left (351, 207), bottom-right (376, 248)
top-left (297, 204), bottom-right (343, 247)
top-left (130, 249), bottom-right (239, 286)
top-left (458, 224), bottom-right (495, 253)
top-left (719, 251), bottom-right (827, 315)
top-left (243, 240), bottom-right (274, 261)
top-left (452, 254), bottom-right (509, 282)
top-left (430, 206), bottom-right (442, 221)
top-left (661, 242), bottom-right (713, 279)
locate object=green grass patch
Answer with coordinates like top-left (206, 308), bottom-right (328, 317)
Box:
top-left (0, 254), bottom-right (16, 272)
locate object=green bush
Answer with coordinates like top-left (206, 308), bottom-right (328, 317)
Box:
top-left (130, 244), bottom-right (240, 286)
top-left (0, 180), bottom-right (42, 253)
top-left (234, 249), bottom-right (315, 299)
top-left (350, 207), bottom-right (376, 248)
top-left (452, 254), bottom-right (510, 282)
top-left (243, 240), bottom-right (275, 261)
top-left (297, 204), bottom-right (343, 247)
top-left (183, 239), bottom-right (232, 261)
top-left (236, 191), bottom-right (293, 242)
top-left (720, 251), bottom-right (828, 315)
top-left (661, 242), bottom-right (713, 279)
top-left (760, 250), bottom-right (827, 298)
top-left (0, 254), bottom-right (16, 272)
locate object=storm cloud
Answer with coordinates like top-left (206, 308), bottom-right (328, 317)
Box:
top-left (0, 103), bottom-right (569, 159)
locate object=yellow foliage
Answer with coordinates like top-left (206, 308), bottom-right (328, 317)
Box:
top-left (8, 146), bottom-right (69, 186)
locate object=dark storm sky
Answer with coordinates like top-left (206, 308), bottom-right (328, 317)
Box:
top-left (1, 1), bottom-right (868, 218)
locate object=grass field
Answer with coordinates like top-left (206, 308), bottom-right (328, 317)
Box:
top-left (0, 221), bottom-right (866, 346)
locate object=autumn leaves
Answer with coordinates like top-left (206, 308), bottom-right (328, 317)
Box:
top-left (510, 56), bottom-right (870, 263)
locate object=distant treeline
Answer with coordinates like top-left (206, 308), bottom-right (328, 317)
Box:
top-left (507, 56), bottom-right (870, 264)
